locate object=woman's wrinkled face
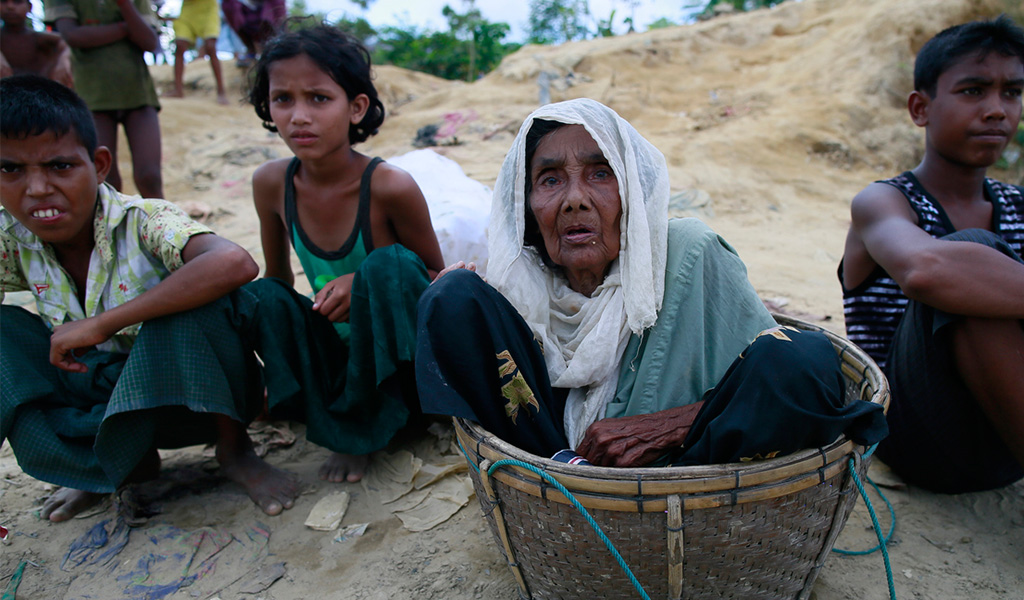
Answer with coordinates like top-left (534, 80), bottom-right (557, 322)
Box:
top-left (528, 124), bottom-right (622, 296)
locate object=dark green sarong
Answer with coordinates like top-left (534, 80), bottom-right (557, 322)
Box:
top-left (1, 248), bottom-right (429, 492)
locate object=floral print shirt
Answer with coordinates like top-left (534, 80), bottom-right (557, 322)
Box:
top-left (0, 184), bottom-right (212, 353)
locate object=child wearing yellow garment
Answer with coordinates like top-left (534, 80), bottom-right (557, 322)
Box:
top-left (165, 0), bottom-right (228, 105)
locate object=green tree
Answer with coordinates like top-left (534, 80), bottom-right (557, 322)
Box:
top-left (288, 0), bottom-right (327, 22)
top-left (336, 16), bottom-right (377, 46)
top-left (373, 4), bottom-right (518, 82)
top-left (647, 17), bottom-right (677, 30)
top-left (527, 0), bottom-right (591, 45)
top-left (595, 9), bottom-right (616, 38)
top-left (442, 2), bottom-right (483, 81)
top-left (374, 26), bottom-right (464, 80)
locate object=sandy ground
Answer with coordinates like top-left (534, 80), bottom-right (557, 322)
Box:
top-left (2, 0), bottom-right (1023, 598)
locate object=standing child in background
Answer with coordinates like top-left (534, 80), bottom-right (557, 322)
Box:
top-left (221, 0), bottom-right (282, 64)
top-left (248, 25), bottom-right (445, 483)
top-left (164, 0), bottom-right (228, 105)
top-left (45, 0), bottom-right (164, 198)
top-left (1, 0), bottom-right (72, 86)
top-left (839, 15), bottom-right (1024, 493)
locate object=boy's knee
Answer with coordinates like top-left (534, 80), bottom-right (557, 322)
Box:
top-left (941, 229), bottom-right (1021, 261)
top-left (0, 304), bottom-right (50, 346)
top-left (1, 303), bottom-right (45, 329)
top-left (242, 277), bottom-right (309, 312)
top-left (244, 276), bottom-right (292, 298)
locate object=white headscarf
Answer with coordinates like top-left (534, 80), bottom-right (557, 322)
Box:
top-left (488, 99), bottom-right (670, 448)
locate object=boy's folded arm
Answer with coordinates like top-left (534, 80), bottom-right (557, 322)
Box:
top-left (53, 17), bottom-right (129, 49)
top-left (68, 234), bottom-right (255, 347)
top-left (49, 234), bottom-right (258, 372)
top-left (95, 233), bottom-right (258, 336)
top-left (853, 187), bottom-right (1024, 319)
top-left (113, 0), bottom-right (159, 53)
top-left (52, 1), bottom-right (157, 53)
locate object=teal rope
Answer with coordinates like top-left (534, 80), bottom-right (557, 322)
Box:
top-left (457, 436), bottom-right (480, 474)
top-left (832, 473), bottom-right (895, 555)
top-left (831, 446), bottom-right (897, 600)
top-left (487, 458), bottom-right (652, 600)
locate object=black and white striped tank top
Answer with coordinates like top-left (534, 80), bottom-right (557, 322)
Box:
top-left (840, 171), bottom-right (1024, 368)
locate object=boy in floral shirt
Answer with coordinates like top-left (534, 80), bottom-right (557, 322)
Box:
top-left (0, 75), bottom-right (332, 520)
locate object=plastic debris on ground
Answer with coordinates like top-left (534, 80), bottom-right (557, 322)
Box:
top-left (333, 523), bottom-right (369, 543)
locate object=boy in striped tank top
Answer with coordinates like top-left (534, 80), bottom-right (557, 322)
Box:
top-left (839, 15), bottom-right (1024, 493)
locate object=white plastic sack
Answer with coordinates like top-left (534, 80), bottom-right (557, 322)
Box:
top-left (387, 149), bottom-right (490, 275)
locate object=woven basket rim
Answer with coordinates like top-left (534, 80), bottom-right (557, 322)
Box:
top-left (457, 314), bottom-right (889, 493)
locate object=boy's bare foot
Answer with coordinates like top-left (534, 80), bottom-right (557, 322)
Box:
top-left (216, 93), bottom-right (229, 106)
top-left (162, 89), bottom-right (185, 99)
top-left (39, 447), bottom-right (159, 522)
top-left (318, 453), bottom-right (369, 483)
top-left (41, 488), bottom-right (107, 522)
top-left (219, 451), bottom-right (301, 516)
top-left (215, 416), bottom-right (301, 515)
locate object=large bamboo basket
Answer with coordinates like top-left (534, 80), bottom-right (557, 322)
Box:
top-left (455, 315), bottom-right (889, 600)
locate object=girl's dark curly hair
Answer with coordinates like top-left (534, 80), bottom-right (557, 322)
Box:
top-left (248, 22), bottom-right (385, 143)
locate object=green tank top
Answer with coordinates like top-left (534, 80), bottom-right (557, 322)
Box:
top-left (285, 156), bottom-right (382, 341)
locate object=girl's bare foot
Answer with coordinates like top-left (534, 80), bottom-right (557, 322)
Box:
top-left (318, 453), bottom-right (369, 483)
top-left (41, 488), bottom-right (107, 522)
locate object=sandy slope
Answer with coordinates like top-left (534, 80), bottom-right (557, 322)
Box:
top-left (1, 0), bottom-right (1022, 598)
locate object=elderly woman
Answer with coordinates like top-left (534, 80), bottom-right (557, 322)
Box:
top-left (416, 99), bottom-right (885, 467)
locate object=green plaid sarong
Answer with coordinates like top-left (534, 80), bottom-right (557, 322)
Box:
top-left (1, 259), bottom-right (428, 492)
top-left (1, 290), bottom-right (263, 492)
top-left (256, 246), bottom-right (430, 456)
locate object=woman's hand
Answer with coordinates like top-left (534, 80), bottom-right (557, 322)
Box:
top-left (575, 402), bottom-right (704, 468)
top-left (432, 261), bottom-right (480, 283)
top-left (312, 273), bottom-right (356, 323)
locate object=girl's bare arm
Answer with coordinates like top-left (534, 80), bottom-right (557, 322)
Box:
top-left (373, 165), bottom-right (445, 278)
top-left (252, 160), bottom-right (295, 285)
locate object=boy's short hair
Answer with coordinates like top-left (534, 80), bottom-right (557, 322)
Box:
top-left (248, 22), bottom-right (386, 144)
top-left (0, 74), bottom-right (98, 160)
top-left (915, 14), bottom-right (1024, 96)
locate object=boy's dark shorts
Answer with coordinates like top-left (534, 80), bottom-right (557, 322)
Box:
top-left (876, 229), bottom-right (1024, 493)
